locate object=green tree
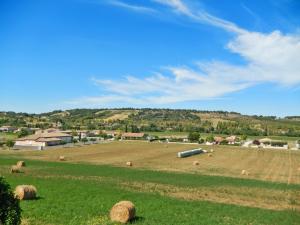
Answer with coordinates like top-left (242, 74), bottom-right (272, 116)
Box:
top-left (0, 177), bottom-right (21, 225)
top-left (206, 135), bottom-right (214, 143)
top-left (188, 132), bottom-right (200, 142)
top-left (17, 128), bottom-right (30, 138)
top-left (81, 138), bottom-right (88, 144)
top-left (5, 140), bottom-right (15, 150)
top-left (241, 134), bottom-right (248, 141)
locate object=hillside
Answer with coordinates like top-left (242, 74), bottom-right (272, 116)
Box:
top-left (0, 108), bottom-right (300, 137)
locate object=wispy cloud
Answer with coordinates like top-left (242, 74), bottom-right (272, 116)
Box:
top-left (107, 0), bottom-right (157, 14)
top-left (69, 0), bottom-right (300, 107)
top-left (152, 0), bottom-right (246, 34)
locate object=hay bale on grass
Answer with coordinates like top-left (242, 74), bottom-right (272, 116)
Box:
top-left (10, 165), bottom-right (21, 173)
top-left (59, 156), bottom-right (65, 161)
top-left (210, 149), bottom-right (214, 153)
top-left (110, 201), bottom-right (135, 223)
top-left (17, 161), bottom-right (26, 167)
top-left (208, 153), bottom-right (213, 157)
top-left (241, 170), bottom-right (250, 176)
top-left (14, 185), bottom-right (37, 200)
top-left (126, 161), bottom-right (133, 167)
top-left (193, 161), bottom-right (199, 166)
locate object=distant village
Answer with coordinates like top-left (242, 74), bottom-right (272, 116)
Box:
top-left (0, 125), bottom-right (299, 151)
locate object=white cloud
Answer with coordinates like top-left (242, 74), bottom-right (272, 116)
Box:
top-left (152, 0), bottom-right (245, 34)
top-left (107, 0), bottom-right (157, 14)
top-left (69, 0), bottom-right (300, 107)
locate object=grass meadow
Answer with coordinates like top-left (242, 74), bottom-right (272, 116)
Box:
top-left (0, 155), bottom-right (300, 225)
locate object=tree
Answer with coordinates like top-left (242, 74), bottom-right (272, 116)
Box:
top-left (81, 138), bottom-right (88, 144)
top-left (0, 176), bottom-right (21, 225)
top-left (17, 129), bottom-right (30, 138)
top-left (188, 132), bottom-right (200, 142)
top-left (206, 135), bottom-right (214, 143)
top-left (241, 134), bottom-right (248, 141)
top-left (6, 140), bottom-right (15, 150)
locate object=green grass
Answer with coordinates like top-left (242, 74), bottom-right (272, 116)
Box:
top-left (1, 157), bottom-right (300, 225)
top-left (0, 132), bottom-right (18, 141)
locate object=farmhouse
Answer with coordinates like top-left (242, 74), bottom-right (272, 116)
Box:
top-left (214, 136), bottom-right (224, 144)
top-left (0, 126), bottom-right (17, 132)
top-left (121, 132), bottom-right (146, 140)
top-left (226, 136), bottom-right (237, 144)
top-left (103, 130), bottom-right (120, 137)
top-left (14, 130), bottom-right (72, 150)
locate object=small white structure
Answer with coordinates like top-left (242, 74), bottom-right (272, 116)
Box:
top-left (177, 148), bottom-right (203, 158)
top-left (242, 141), bottom-right (252, 148)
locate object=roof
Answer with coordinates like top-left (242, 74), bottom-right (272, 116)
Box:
top-left (36, 137), bottom-right (62, 142)
top-left (226, 136), bottom-right (237, 142)
top-left (17, 132), bottom-right (71, 141)
top-left (259, 138), bottom-right (272, 143)
top-left (214, 136), bottom-right (224, 142)
top-left (122, 132), bottom-right (145, 138)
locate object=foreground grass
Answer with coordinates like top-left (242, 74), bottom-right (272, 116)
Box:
top-left (0, 157), bottom-right (300, 225)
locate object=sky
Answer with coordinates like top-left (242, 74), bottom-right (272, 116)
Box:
top-left (0, 0), bottom-right (300, 117)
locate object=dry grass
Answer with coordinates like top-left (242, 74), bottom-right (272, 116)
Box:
top-left (2, 141), bottom-right (300, 184)
top-left (120, 180), bottom-right (300, 211)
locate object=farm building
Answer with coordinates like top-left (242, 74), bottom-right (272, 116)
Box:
top-left (121, 132), bottom-right (146, 140)
top-left (14, 130), bottom-right (72, 150)
top-left (0, 126), bottom-right (17, 132)
top-left (226, 136), bottom-right (237, 144)
top-left (214, 136), bottom-right (224, 144)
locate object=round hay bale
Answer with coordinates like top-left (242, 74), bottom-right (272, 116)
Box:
top-left (126, 161), bottom-right (133, 167)
top-left (10, 165), bottom-right (20, 173)
top-left (59, 156), bottom-right (65, 161)
top-left (210, 149), bottom-right (214, 153)
top-left (17, 161), bottom-right (26, 167)
top-left (14, 185), bottom-right (37, 200)
top-left (193, 161), bottom-right (199, 166)
top-left (208, 153), bottom-right (213, 157)
top-left (110, 201), bottom-right (135, 223)
top-left (241, 170), bottom-right (246, 175)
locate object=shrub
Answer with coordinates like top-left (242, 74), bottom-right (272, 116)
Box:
top-left (188, 132), bottom-right (200, 142)
top-left (252, 140), bottom-right (260, 145)
top-left (0, 177), bottom-right (21, 225)
top-left (220, 140), bottom-right (229, 145)
top-left (5, 140), bottom-right (15, 150)
top-left (206, 135), bottom-right (214, 143)
top-left (198, 138), bottom-right (205, 144)
top-left (270, 141), bottom-right (287, 147)
top-left (81, 138), bottom-right (88, 144)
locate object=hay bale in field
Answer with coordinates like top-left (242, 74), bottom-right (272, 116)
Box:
top-left (193, 161), bottom-right (199, 166)
top-left (17, 161), bottom-right (26, 167)
top-left (241, 170), bottom-right (250, 176)
top-left (210, 149), bottom-right (214, 153)
top-left (110, 201), bottom-right (135, 223)
top-left (208, 153), bottom-right (213, 157)
top-left (59, 156), bottom-right (65, 161)
top-left (126, 161), bottom-right (133, 167)
top-left (14, 185), bottom-right (37, 200)
top-left (10, 165), bottom-right (21, 173)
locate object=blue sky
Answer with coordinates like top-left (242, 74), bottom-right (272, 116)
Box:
top-left (0, 0), bottom-right (300, 116)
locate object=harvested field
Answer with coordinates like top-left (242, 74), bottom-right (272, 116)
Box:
top-left (2, 141), bottom-right (300, 184)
